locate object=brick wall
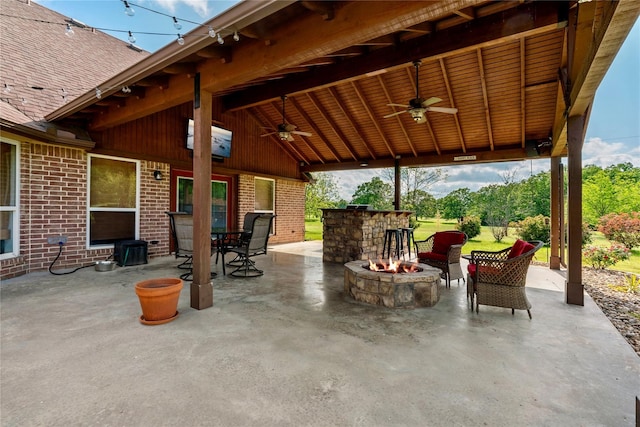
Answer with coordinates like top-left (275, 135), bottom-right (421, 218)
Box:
top-left (237, 174), bottom-right (306, 244)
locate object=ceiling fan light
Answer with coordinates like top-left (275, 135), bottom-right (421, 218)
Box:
top-left (278, 131), bottom-right (290, 140)
top-left (410, 108), bottom-right (425, 122)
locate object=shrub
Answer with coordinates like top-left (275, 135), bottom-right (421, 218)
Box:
top-left (456, 215), bottom-right (481, 240)
top-left (515, 215), bottom-right (550, 243)
top-left (581, 222), bottom-right (593, 247)
top-left (583, 244), bottom-right (630, 270)
top-left (598, 212), bottom-right (640, 249)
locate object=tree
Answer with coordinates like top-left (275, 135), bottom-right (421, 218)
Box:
top-left (380, 166), bottom-right (445, 217)
top-left (406, 189), bottom-right (437, 219)
top-left (351, 177), bottom-right (393, 210)
top-left (305, 172), bottom-right (341, 219)
top-left (438, 188), bottom-right (472, 219)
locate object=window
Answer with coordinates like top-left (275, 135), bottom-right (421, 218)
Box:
top-left (87, 155), bottom-right (139, 247)
top-left (176, 176), bottom-right (229, 229)
top-left (255, 177), bottom-right (275, 233)
top-left (0, 139), bottom-right (19, 258)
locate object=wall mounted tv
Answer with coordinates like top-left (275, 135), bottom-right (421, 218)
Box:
top-left (186, 119), bottom-right (232, 158)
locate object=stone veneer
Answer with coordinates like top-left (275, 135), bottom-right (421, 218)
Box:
top-left (344, 261), bottom-right (441, 308)
top-left (322, 209), bottom-right (412, 264)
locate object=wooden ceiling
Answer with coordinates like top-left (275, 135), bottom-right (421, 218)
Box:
top-left (50, 0), bottom-right (639, 173)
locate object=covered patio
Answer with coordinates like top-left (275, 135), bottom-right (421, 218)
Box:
top-left (1, 242), bottom-right (638, 425)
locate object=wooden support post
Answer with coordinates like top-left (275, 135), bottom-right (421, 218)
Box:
top-left (191, 74), bottom-right (213, 310)
top-left (565, 114), bottom-right (586, 306)
top-left (550, 157), bottom-right (562, 269)
top-left (394, 157), bottom-right (400, 210)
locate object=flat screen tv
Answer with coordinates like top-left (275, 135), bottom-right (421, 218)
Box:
top-left (186, 119), bottom-right (232, 158)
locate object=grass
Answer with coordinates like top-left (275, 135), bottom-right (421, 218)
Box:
top-left (304, 217), bottom-right (640, 274)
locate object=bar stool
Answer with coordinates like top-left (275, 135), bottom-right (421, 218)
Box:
top-left (400, 227), bottom-right (415, 260)
top-left (382, 228), bottom-right (402, 259)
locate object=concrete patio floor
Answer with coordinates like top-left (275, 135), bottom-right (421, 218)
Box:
top-left (1, 241), bottom-right (639, 426)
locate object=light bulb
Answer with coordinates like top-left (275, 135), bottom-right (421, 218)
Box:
top-left (177, 34), bottom-right (185, 46)
top-left (233, 31), bottom-right (239, 42)
top-left (123, 1), bottom-right (135, 16)
top-left (61, 88), bottom-right (68, 103)
top-left (217, 33), bottom-right (224, 45)
top-left (65, 23), bottom-right (74, 37)
top-left (95, 88), bottom-right (102, 99)
top-left (128, 31), bottom-right (136, 44)
top-left (208, 26), bottom-right (216, 38)
top-left (122, 86), bottom-right (131, 93)
top-left (173, 17), bottom-right (182, 31)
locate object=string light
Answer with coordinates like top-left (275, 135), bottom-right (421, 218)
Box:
top-left (217, 33), bottom-right (224, 44)
top-left (95, 88), bottom-right (102, 99)
top-left (172, 17), bottom-right (182, 31)
top-left (61, 88), bottom-right (68, 103)
top-left (65, 23), bottom-right (74, 37)
top-left (121, 86), bottom-right (131, 93)
top-left (208, 26), bottom-right (216, 38)
top-left (177, 34), bottom-right (185, 46)
top-left (123, 1), bottom-right (135, 17)
top-left (128, 30), bottom-right (136, 44)
top-left (233, 31), bottom-right (239, 42)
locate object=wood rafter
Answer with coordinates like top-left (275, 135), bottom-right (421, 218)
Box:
top-left (404, 66), bottom-right (431, 156)
top-left (306, 92), bottom-right (358, 161)
top-left (288, 97), bottom-right (342, 162)
top-left (476, 49), bottom-right (494, 151)
top-left (377, 74), bottom-right (407, 157)
top-left (350, 80), bottom-right (394, 159)
top-left (439, 58), bottom-right (466, 153)
top-left (327, 87), bottom-right (376, 160)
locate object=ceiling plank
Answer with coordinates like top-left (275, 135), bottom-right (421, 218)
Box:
top-left (247, 107), bottom-right (309, 164)
top-left (439, 58), bottom-right (466, 153)
top-left (520, 38), bottom-right (526, 148)
top-left (327, 86), bottom-right (377, 160)
top-left (306, 92), bottom-right (359, 161)
top-left (224, 1), bottom-right (564, 111)
top-left (288, 97), bottom-right (342, 162)
top-left (350, 80), bottom-right (395, 159)
top-left (377, 75), bottom-right (409, 157)
top-left (476, 49), bottom-right (495, 151)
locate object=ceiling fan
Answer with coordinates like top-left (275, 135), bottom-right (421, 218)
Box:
top-left (261, 95), bottom-right (312, 141)
top-left (384, 60), bottom-right (458, 123)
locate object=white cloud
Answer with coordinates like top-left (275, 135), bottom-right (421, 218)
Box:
top-left (582, 137), bottom-right (640, 168)
top-left (154, 0), bottom-right (210, 17)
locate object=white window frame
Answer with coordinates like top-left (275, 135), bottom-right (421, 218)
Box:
top-left (254, 177), bottom-right (275, 234)
top-left (0, 137), bottom-right (20, 259)
top-left (86, 154), bottom-right (140, 249)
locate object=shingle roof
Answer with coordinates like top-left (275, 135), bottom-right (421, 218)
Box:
top-left (0, 0), bottom-right (148, 128)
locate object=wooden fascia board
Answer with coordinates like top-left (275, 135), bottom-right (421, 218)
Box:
top-left (0, 120), bottom-right (95, 149)
top-left (225, 1), bottom-right (566, 111)
top-left (301, 147), bottom-right (553, 172)
top-left (88, 0), bottom-right (479, 131)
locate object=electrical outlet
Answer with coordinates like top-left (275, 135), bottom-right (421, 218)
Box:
top-left (47, 236), bottom-right (68, 245)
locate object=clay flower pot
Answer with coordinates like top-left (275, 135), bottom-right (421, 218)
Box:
top-left (134, 278), bottom-right (183, 325)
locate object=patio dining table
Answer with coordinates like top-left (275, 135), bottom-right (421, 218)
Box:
top-left (211, 228), bottom-right (247, 275)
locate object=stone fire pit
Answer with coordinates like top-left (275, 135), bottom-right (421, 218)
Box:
top-left (344, 260), bottom-right (441, 308)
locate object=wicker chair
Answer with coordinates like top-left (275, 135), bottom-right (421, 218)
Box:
top-left (466, 239), bottom-right (544, 319)
top-left (414, 231), bottom-right (467, 287)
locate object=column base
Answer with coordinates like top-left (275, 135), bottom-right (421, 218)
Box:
top-left (565, 280), bottom-right (584, 306)
top-left (190, 281), bottom-right (213, 310)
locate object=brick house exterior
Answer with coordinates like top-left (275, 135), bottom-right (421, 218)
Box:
top-left (0, 0), bottom-right (307, 280)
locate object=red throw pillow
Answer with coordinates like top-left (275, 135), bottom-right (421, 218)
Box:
top-left (432, 232), bottom-right (464, 255)
top-left (418, 251), bottom-right (447, 262)
top-left (508, 239), bottom-right (535, 258)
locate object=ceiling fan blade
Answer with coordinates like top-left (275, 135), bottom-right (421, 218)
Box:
top-left (284, 123), bottom-right (297, 132)
top-left (261, 131), bottom-right (277, 137)
top-left (292, 130), bottom-right (312, 137)
top-left (383, 110), bottom-right (407, 119)
top-left (421, 97), bottom-right (442, 107)
top-left (387, 103), bottom-right (409, 108)
top-left (286, 134), bottom-right (295, 142)
top-left (427, 106), bottom-right (458, 114)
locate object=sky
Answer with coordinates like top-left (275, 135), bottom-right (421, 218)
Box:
top-left (36, 0), bottom-right (640, 200)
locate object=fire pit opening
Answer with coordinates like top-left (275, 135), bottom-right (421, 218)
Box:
top-left (364, 258), bottom-right (423, 274)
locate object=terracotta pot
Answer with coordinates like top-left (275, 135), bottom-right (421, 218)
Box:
top-left (134, 278), bottom-right (183, 325)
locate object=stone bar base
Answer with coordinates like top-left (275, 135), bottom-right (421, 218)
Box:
top-left (344, 261), bottom-right (441, 308)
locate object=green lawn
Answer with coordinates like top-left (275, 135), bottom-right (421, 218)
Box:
top-left (304, 217), bottom-right (640, 275)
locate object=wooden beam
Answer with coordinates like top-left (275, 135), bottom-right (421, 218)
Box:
top-left (454, 6), bottom-right (475, 20)
top-left (306, 92), bottom-right (359, 161)
top-left (520, 38), bottom-right (526, 147)
top-left (300, 1), bottom-right (335, 21)
top-left (327, 86), bottom-right (377, 159)
top-left (92, 0), bottom-right (472, 130)
top-left (191, 77), bottom-right (213, 310)
top-left (225, 2), bottom-right (563, 112)
top-left (549, 156), bottom-right (562, 269)
top-left (301, 146), bottom-right (551, 172)
top-left (162, 63), bottom-right (197, 75)
top-left (377, 74), bottom-right (408, 157)
top-left (476, 48), bottom-right (494, 151)
top-left (439, 58), bottom-right (466, 152)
